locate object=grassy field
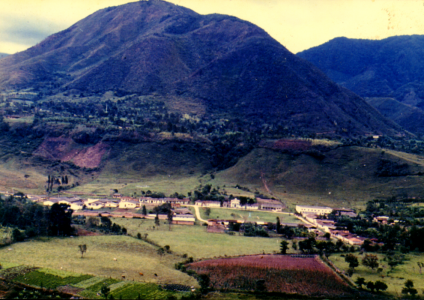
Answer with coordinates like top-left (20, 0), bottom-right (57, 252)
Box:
top-left (197, 207), bottom-right (299, 223)
top-left (112, 218), bottom-right (292, 259)
top-left (0, 235), bottom-right (197, 287)
top-left (329, 252), bottom-right (424, 297)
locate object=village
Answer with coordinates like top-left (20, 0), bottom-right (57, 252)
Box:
top-left (0, 189), bottom-right (385, 248)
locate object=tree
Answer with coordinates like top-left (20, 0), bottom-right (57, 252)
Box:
top-left (142, 205), bottom-right (147, 216)
top-left (280, 240), bottom-right (289, 254)
top-left (374, 281), bottom-right (388, 292)
top-left (100, 285), bottom-right (110, 299)
top-left (276, 217), bottom-right (281, 234)
top-left (362, 254), bottom-right (379, 270)
top-left (154, 213), bottom-right (160, 227)
top-left (157, 247), bottom-right (165, 258)
top-left (402, 279), bottom-right (418, 296)
top-left (292, 241), bottom-right (298, 251)
top-left (167, 209), bottom-right (173, 231)
top-left (79, 244), bottom-right (87, 258)
top-left (345, 253), bottom-right (359, 269)
top-left (204, 207), bottom-right (211, 217)
top-left (355, 277), bottom-right (366, 289)
top-left (49, 203), bottom-right (73, 236)
top-left (12, 228), bottom-right (25, 242)
top-left (366, 281), bottom-right (375, 292)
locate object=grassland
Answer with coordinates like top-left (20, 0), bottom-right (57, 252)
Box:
top-left (329, 252), bottom-right (424, 297)
top-left (112, 218), bottom-right (288, 258)
top-left (196, 207), bottom-right (299, 224)
top-left (0, 235), bottom-right (197, 286)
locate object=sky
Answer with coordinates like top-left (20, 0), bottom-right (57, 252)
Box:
top-left (0, 0), bottom-right (423, 55)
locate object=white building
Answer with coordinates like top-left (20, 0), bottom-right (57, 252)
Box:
top-left (295, 205), bottom-right (333, 215)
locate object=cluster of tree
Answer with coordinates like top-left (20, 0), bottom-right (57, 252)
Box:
top-left (188, 184), bottom-right (226, 203)
top-left (0, 194), bottom-right (74, 243)
top-left (46, 175), bottom-right (69, 192)
top-left (327, 197), bottom-right (424, 252)
top-left (85, 216), bottom-right (127, 235)
top-left (354, 277), bottom-right (388, 293)
top-left (242, 223), bottom-right (269, 237)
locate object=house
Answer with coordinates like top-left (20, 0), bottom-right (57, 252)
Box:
top-left (43, 199), bottom-right (60, 206)
top-left (70, 201), bottom-right (85, 211)
top-left (104, 200), bottom-right (119, 208)
top-left (295, 205), bottom-right (333, 216)
top-left (195, 200), bottom-right (221, 207)
top-left (85, 201), bottom-right (105, 210)
top-left (257, 198), bottom-right (286, 211)
top-left (230, 198), bottom-right (241, 208)
top-left (333, 208), bottom-right (357, 218)
top-left (57, 197), bottom-right (83, 206)
top-left (139, 197), bottom-right (166, 205)
top-left (373, 216), bottom-right (390, 224)
top-left (172, 214), bottom-right (196, 225)
top-left (121, 196), bottom-right (137, 202)
top-left (119, 200), bottom-right (139, 209)
top-left (174, 208), bottom-right (192, 215)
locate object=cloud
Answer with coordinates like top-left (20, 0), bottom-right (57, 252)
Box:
top-left (0, 13), bottom-right (64, 52)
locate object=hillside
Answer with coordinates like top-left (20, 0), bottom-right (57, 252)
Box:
top-left (297, 35), bottom-right (424, 134)
top-left (0, 0), bottom-right (403, 136)
top-left (366, 97), bottom-right (424, 136)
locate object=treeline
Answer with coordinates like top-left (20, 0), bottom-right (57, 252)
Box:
top-left (0, 194), bottom-right (73, 243)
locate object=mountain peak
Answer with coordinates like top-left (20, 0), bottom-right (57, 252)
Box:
top-left (0, 1), bottom-right (404, 136)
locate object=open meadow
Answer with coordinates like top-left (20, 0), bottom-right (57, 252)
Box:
top-left (330, 252), bottom-right (424, 297)
top-left (112, 218), bottom-right (287, 258)
top-left (0, 235), bottom-right (197, 287)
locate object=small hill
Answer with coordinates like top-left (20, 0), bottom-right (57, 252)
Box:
top-left (0, 0), bottom-right (403, 136)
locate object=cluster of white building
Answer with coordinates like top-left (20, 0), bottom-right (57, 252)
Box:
top-left (32, 196), bottom-right (190, 211)
top-left (295, 205), bottom-right (365, 245)
top-left (195, 198), bottom-right (285, 212)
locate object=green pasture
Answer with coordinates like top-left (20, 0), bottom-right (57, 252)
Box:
top-left (329, 252), bottom-right (424, 297)
top-left (197, 207), bottom-right (299, 223)
top-left (0, 235), bottom-right (197, 287)
top-left (112, 218), bottom-right (289, 258)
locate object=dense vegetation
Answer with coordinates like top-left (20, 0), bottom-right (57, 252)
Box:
top-left (0, 194), bottom-right (73, 243)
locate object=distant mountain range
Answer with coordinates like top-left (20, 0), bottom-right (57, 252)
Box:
top-left (0, 0), bottom-right (402, 136)
top-left (0, 53), bottom-right (9, 58)
top-left (297, 35), bottom-right (424, 135)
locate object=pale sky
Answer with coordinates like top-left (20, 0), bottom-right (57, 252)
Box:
top-left (0, 0), bottom-right (423, 55)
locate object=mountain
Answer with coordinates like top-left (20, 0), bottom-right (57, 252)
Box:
top-left (0, 0), bottom-right (402, 137)
top-left (0, 53), bottom-right (8, 58)
top-left (365, 98), bottom-right (424, 136)
top-left (297, 35), bottom-right (424, 104)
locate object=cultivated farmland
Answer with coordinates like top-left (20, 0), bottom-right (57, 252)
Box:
top-left (188, 255), bottom-right (352, 297)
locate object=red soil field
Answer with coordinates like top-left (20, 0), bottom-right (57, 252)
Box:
top-left (188, 255), bottom-right (352, 297)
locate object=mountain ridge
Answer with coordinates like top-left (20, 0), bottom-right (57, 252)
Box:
top-left (0, 0), bottom-right (404, 137)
